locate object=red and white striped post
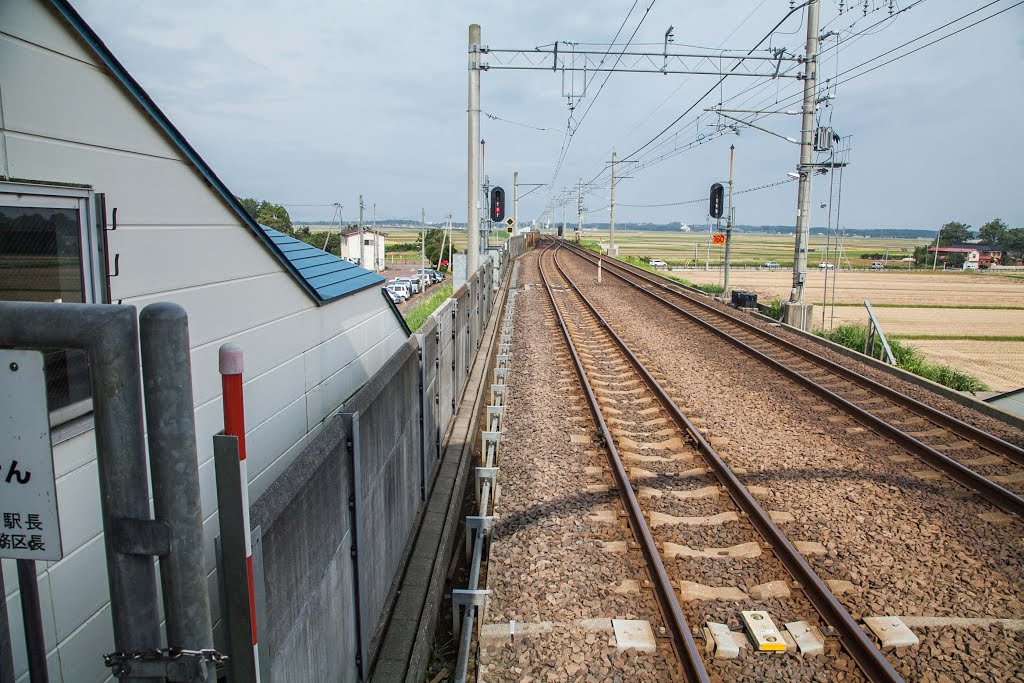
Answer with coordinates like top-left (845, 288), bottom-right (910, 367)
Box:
top-left (218, 343), bottom-right (261, 681)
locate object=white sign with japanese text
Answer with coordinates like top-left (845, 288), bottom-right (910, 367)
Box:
top-left (1, 350), bottom-right (63, 561)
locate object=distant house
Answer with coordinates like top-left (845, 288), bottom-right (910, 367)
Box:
top-left (927, 244), bottom-right (1002, 267)
top-left (340, 228), bottom-right (387, 271)
top-left (0, 1), bottom-right (406, 679)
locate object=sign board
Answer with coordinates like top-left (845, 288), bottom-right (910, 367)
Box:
top-left (711, 233), bottom-right (727, 245)
top-left (505, 217), bottom-right (515, 227)
top-left (1, 350), bottom-right (63, 561)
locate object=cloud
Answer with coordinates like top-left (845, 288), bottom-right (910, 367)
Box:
top-left (73, 0), bottom-right (1024, 228)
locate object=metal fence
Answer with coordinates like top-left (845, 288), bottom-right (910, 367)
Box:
top-left (248, 235), bottom-right (525, 681)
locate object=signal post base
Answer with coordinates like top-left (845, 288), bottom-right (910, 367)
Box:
top-left (780, 301), bottom-right (814, 331)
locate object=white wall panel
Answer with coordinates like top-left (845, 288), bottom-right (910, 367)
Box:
top-left (53, 461), bottom-right (103, 557)
top-left (55, 605), bottom-right (114, 683)
top-left (189, 307), bottom-right (313, 407)
top-left (122, 273), bottom-right (307, 347)
top-left (245, 396), bottom-right (309, 488)
top-left (105, 226), bottom-right (287, 302)
top-left (0, 1), bottom-right (100, 66)
top-left (5, 572), bottom-right (58, 680)
top-left (48, 535), bottom-right (109, 642)
top-left (3, 134), bottom-right (239, 227)
top-left (0, 37), bottom-right (181, 159)
top-left (52, 429), bottom-right (98, 479)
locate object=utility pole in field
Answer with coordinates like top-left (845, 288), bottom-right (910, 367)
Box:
top-left (564, 189), bottom-right (571, 237)
top-left (513, 171), bottom-right (518, 236)
top-left (358, 195), bottom-right (365, 268)
top-left (421, 208), bottom-right (426, 289)
top-left (781, 0), bottom-right (820, 330)
top-left (371, 203), bottom-right (377, 270)
top-left (577, 178), bottom-right (583, 235)
top-left (609, 151), bottom-right (617, 255)
top-left (607, 151), bottom-right (637, 256)
top-left (723, 144), bottom-right (736, 301)
top-left (467, 24), bottom-right (482, 272)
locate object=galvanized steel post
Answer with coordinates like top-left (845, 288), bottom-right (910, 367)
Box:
top-left (139, 303), bottom-right (215, 679)
top-left (0, 302), bottom-right (162, 682)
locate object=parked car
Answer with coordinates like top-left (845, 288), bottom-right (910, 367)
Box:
top-left (648, 259), bottom-right (668, 268)
top-left (391, 277), bottom-right (420, 294)
top-left (384, 287), bottom-right (404, 303)
top-left (417, 268), bottom-right (442, 284)
top-left (385, 282), bottom-right (410, 302)
top-left (762, 262), bottom-right (781, 270)
top-left (818, 262), bottom-right (835, 269)
top-left (871, 261), bottom-right (885, 270)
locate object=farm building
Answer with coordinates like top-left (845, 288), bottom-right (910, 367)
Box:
top-left (927, 244), bottom-right (1002, 267)
top-left (340, 228), bottom-right (387, 271)
top-left (0, 1), bottom-right (407, 680)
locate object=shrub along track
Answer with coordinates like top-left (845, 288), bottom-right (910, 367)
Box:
top-left (554, 240), bottom-right (1024, 680)
top-left (538, 243), bottom-right (909, 682)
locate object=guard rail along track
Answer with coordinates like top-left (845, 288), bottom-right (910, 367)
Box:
top-left (452, 263), bottom-right (518, 682)
top-left (538, 241), bottom-right (904, 683)
top-left (560, 240), bottom-right (1024, 519)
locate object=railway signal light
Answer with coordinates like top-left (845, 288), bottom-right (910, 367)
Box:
top-left (709, 183), bottom-right (725, 219)
top-left (490, 187), bottom-right (505, 222)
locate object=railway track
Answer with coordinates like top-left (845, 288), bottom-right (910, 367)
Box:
top-left (538, 242), bottom-right (904, 683)
top-left (560, 240), bottom-right (1024, 518)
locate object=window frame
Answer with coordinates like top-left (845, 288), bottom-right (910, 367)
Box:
top-left (0, 181), bottom-right (103, 432)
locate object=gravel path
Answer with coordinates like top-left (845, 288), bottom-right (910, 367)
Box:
top-left (556, 245), bottom-right (1024, 681)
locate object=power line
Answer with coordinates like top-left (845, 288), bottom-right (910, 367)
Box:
top-left (617, 176), bottom-right (796, 207)
top-left (620, 2), bottom-right (809, 164)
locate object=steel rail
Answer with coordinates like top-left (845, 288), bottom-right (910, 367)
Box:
top-left (563, 243), bottom-right (1024, 519)
top-left (548, 243), bottom-right (905, 683)
top-left (566, 242), bottom-right (1024, 466)
top-left (537, 243), bottom-right (711, 683)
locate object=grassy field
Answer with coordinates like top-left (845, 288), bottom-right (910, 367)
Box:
top-left (575, 231), bottom-right (1024, 391)
top-left (580, 229), bottom-right (930, 269)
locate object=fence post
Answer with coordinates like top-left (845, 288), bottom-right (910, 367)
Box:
top-left (139, 303), bottom-right (215, 679)
top-left (215, 344), bottom-right (261, 682)
top-left (0, 302), bottom-right (162, 681)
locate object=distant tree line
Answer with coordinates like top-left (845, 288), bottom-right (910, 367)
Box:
top-left (911, 219), bottom-right (1024, 266)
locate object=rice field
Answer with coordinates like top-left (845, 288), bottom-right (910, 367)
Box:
top-left (580, 229), bottom-right (930, 269)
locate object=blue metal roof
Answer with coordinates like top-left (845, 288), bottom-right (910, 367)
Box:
top-left (49, 0), bottom-right (387, 308)
top-left (258, 226), bottom-right (385, 302)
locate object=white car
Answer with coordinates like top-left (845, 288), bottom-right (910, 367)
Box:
top-left (391, 277), bottom-right (420, 294)
top-left (818, 262), bottom-right (835, 269)
top-left (648, 259), bottom-right (668, 268)
top-left (763, 262), bottom-right (781, 270)
top-left (385, 283), bottom-right (410, 302)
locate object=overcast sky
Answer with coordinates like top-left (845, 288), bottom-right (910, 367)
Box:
top-left (75, 0), bottom-right (1023, 231)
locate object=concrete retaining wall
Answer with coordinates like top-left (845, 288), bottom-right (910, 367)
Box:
top-left (246, 235), bottom-right (525, 681)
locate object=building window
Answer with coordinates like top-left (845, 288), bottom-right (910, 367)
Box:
top-left (0, 183), bottom-right (102, 425)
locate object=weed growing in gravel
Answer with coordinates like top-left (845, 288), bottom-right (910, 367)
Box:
top-left (815, 324), bottom-right (990, 392)
top-left (404, 283), bottom-right (453, 332)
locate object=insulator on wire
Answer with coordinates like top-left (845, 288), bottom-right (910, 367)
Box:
top-left (839, 0), bottom-right (844, 14)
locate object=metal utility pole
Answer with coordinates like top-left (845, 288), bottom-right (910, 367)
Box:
top-left (932, 225), bottom-right (941, 270)
top-left (421, 208), bottom-right (426, 287)
top-left (609, 151), bottom-right (617, 255)
top-left (358, 195), bottom-right (365, 268)
top-left (467, 24), bottom-right (482, 272)
top-left (723, 144), bottom-right (736, 301)
top-left (513, 171), bottom-right (519, 236)
top-left (562, 189), bottom-right (568, 237)
top-left (783, 0), bottom-right (820, 330)
top-left (481, 139), bottom-right (488, 251)
top-left (577, 177), bottom-right (583, 234)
